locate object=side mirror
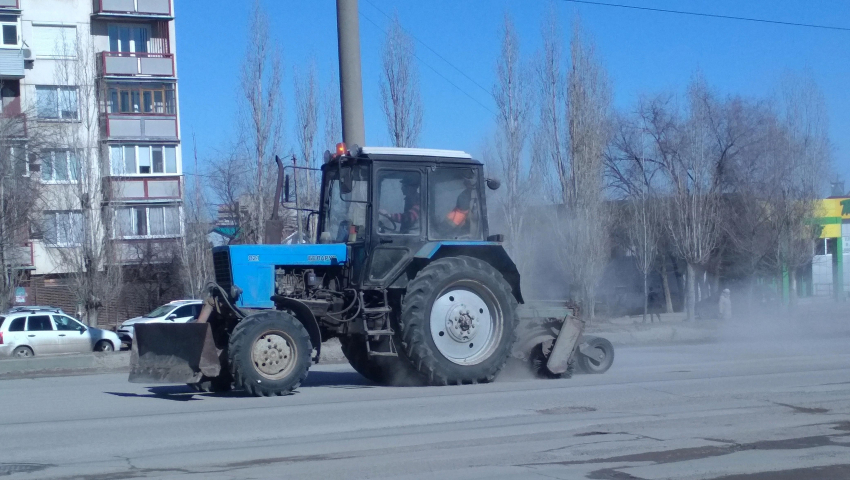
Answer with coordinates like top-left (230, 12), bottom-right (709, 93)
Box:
top-left (339, 166), bottom-right (353, 194)
top-left (486, 178), bottom-right (501, 191)
top-left (80, 327), bottom-right (87, 334)
top-left (167, 314), bottom-right (177, 321)
top-left (284, 174), bottom-right (291, 203)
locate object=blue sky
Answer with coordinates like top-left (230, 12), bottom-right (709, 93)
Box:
top-left (174, 0), bottom-right (850, 182)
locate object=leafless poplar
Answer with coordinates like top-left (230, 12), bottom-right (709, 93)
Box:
top-left (240, 0), bottom-right (285, 244)
top-left (379, 14), bottom-right (423, 148)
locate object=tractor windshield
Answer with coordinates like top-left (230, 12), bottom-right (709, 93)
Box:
top-left (323, 164), bottom-right (369, 243)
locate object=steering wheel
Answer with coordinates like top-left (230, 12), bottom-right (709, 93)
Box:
top-left (378, 211), bottom-right (398, 233)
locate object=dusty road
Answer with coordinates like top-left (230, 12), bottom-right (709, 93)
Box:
top-left (1, 317), bottom-right (849, 480)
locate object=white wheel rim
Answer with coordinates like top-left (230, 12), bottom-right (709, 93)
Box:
top-left (429, 283), bottom-right (502, 365)
top-left (251, 331), bottom-right (296, 380)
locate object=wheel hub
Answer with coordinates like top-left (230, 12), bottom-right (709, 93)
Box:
top-left (252, 332), bottom-right (294, 379)
top-left (445, 305), bottom-right (479, 342)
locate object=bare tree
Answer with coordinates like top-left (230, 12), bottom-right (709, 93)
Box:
top-left (181, 137), bottom-right (213, 298)
top-left (770, 73), bottom-right (831, 305)
top-left (542, 20), bottom-right (612, 319)
top-left (379, 14), bottom-right (423, 148)
top-left (208, 149), bottom-right (251, 244)
top-left (492, 15), bottom-right (535, 271)
top-left (240, 0), bottom-right (285, 244)
top-left (323, 76), bottom-right (342, 150)
top-left (0, 99), bottom-right (42, 310)
top-left (39, 31), bottom-right (121, 326)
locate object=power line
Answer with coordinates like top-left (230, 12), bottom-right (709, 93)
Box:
top-left (362, 0), bottom-right (492, 97)
top-left (358, 11), bottom-right (497, 117)
top-left (557, 0), bottom-right (850, 32)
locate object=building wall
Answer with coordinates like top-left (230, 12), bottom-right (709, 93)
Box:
top-left (3, 0), bottom-right (184, 324)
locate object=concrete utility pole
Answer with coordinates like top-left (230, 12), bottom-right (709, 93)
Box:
top-left (336, 0), bottom-right (366, 147)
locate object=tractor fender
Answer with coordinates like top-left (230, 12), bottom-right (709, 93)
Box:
top-left (270, 296), bottom-right (322, 363)
top-left (407, 242), bottom-right (524, 304)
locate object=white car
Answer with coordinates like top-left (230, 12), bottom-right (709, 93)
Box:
top-left (0, 310), bottom-right (120, 357)
top-left (117, 300), bottom-right (203, 345)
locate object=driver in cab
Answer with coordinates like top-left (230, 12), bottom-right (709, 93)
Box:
top-left (380, 177), bottom-right (420, 234)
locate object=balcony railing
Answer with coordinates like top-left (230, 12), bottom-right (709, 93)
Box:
top-left (0, 0), bottom-right (20, 9)
top-left (0, 114), bottom-right (27, 138)
top-left (4, 244), bottom-right (34, 268)
top-left (105, 113), bottom-right (178, 141)
top-left (106, 176), bottom-right (182, 201)
top-left (96, 0), bottom-right (172, 16)
top-left (102, 52), bottom-right (175, 78)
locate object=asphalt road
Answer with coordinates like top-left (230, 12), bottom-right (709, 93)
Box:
top-left (1, 317), bottom-right (849, 480)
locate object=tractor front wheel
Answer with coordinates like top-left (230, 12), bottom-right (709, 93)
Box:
top-left (228, 311), bottom-right (312, 396)
top-left (398, 256), bottom-right (518, 385)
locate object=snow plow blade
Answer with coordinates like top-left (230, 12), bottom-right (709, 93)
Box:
top-left (129, 323), bottom-right (221, 384)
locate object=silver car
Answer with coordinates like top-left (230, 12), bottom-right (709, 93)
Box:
top-left (117, 300), bottom-right (203, 345)
top-left (0, 311), bottom-right (121, 357)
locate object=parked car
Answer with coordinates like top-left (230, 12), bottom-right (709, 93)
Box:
top-left (0, 311), bottom-right (120, 358)
top-left (8, 306), bottom-right (67, 315)
top-left (117, 300), bottom-right (204, 345)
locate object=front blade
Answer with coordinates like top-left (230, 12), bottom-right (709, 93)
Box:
top-left (129, 323), bottom-right (221, 384)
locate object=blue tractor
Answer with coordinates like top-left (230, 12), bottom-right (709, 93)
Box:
top-left (130, 145), bottom-right (613, 396)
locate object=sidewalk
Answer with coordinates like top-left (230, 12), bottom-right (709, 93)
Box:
top-left (587, 312), bottom-right (720, 346)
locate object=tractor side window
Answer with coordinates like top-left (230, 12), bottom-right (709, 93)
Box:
top-left (377, 171), bottom-right (421, 235)
top-left (324, 166), bottom-right (368, 243)
top-left (429, 168), bottom-right (482, 240)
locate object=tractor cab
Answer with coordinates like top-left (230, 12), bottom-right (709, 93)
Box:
top-left (318, 145), bottom-right (498, 290)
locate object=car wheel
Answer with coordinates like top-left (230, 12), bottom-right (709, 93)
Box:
top-left (95, 340), bottom-right (114, 353)
top-left (13, 346), bottom-right (33, 358)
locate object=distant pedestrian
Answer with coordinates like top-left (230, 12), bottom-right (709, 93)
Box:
top-left (718, 288), bottom-right (732, 320)
top-left (647, 288), bottom-right (662, 323)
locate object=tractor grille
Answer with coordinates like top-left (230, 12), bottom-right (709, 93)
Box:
top-left (213, 249), bottom-right (233, 291)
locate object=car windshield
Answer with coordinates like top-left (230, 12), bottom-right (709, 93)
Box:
top-left (143, 305), bottom-right (175, 318)
top-left (323, 163), bottom-right (369, 243)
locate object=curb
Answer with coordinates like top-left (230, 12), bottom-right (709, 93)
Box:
top-left (0, 352), bottom-right (130, 379)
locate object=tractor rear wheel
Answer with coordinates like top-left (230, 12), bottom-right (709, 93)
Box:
top-left (398, 255), bottom-right (518, 385)
top-left (339, 336), bottom-right (388, 384)
top-left (228, 311), bottom-right (312, 396)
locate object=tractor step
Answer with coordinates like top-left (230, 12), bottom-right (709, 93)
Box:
top-left (367, 351), bottom-right (398, 357)
top-left (362, 307), bottom-right (392, 314)
top-left (365, 329), bottom-right (394, 336)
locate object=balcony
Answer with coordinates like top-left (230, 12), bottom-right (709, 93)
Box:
top-left (0, 114), bottom-right (27, 138)
top-left (94, 0), bottom-right (172, 18)
top-left (3, 244), bottom-right (34, 269)
top-left (105, 113), bottom-right (178, 141)
top-left (0, 49), bottom-right (24, 79)
top-left (106, 176), bottom-right (182, 201)
top-left (102, 52), bottom-right (175, 78)
top-left (0, 0), bottom-right (20, 9)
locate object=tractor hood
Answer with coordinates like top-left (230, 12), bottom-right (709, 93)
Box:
top-left (213, 244), bottom-right (348, 309)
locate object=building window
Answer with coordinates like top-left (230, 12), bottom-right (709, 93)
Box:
top-left (36, 86), bottom-right (78, 120)
top-left (108, 25), bottom-right (149, 53)
top-left (32, 24), bottom-right (77, 58)
top-left (40, 150), bottom-right (78, 182)
top-left (0, 15), bottom-right (19, 48)
top-left (115, 205), bottom-right (181, 239)
top-left (43, 211), bottom-right (83, 246)
top-left (108, 86), bottom-right (175, 115)
top-left (110, 145), bottom-right (178, 175)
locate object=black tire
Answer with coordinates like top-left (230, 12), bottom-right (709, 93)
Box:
top-left (12, 346), bottom-right (33, 358)
top-left (228, 311), bottom-right (312, 397)
top-left (339, 336), bottom-right (387, 384)
top-left (94, 340), bottom-right (114, 352)
top-left (529, 342), bottom-right (574, 379)
top-left (398, 255), bottom-right (518, 385)
top-left (576, 336), bottom-right (614, 374)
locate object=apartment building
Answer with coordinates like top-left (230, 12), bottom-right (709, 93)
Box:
top-left (0, 0), bottom-right (183, 322)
